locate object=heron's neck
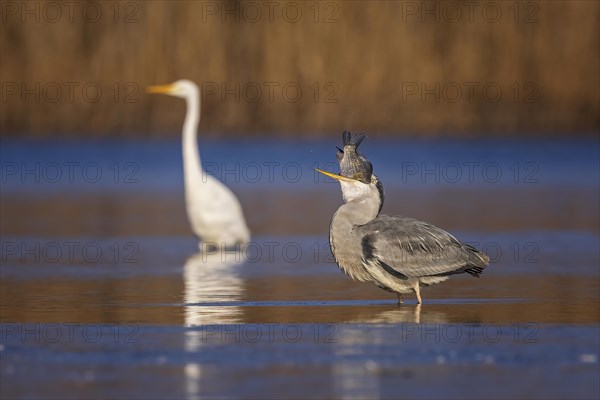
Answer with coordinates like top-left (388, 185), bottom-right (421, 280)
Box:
top-left (182, 91), bottom-right (203, 191)
top-left (335, 197), bottom-right (380, 227)
top-left (335, 182), bottom-right (382, 226)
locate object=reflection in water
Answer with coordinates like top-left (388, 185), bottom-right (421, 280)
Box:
top-left (183, 251), bottom-right (246, 326)
top-left (334, 359), bottom-right (380, 400)
top-left (329, 303), bottom-right (448, 324)
top-left (380, 304), bottom-right (436, 324)
top-left (345, 303), bottom-right (444, 324)
top-left (331, 303), bottom-right (458, 399)
top-left (184, 363), bottom-right (202, 400)
top-left (332, 303), bottom-right (448, 399)
top-left (183, 251), bottom-right (247, 400)
top-left (333, 324), bottom-right (381, 400)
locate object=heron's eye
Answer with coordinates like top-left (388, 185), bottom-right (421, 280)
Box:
top-left (353, 172), bottom-right (370, 183)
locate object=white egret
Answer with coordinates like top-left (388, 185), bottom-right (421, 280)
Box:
top-left (147, 80), bottom-right (250, 249)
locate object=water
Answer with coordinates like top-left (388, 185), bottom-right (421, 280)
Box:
top-left (1, 137), bottom-right (599, 399)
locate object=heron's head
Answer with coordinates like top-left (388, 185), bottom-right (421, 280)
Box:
top-left (317, 131), bottom-right (384, 211)
top-left (317, 169), bottom-right (384, 208)
top-left (146, 79), bottom-right (199, 99)
top-left (337, 131), bottom-right (373, 180)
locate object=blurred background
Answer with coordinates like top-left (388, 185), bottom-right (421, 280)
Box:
top-left (1, 1), bottom-right (599, 399)
top-left (1, 0), bottom-right (598, 137)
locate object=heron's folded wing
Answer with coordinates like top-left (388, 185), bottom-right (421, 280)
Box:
top-left (357, 215), bottom-right (487, 279)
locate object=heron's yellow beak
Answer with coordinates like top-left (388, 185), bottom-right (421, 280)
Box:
top-left (315, 169), bottom-right (356, 183)
top-left (146, 84), bottom-right (175, 94)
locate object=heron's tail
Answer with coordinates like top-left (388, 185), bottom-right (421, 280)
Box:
top-left (463, 244), bottom-right (490, 278)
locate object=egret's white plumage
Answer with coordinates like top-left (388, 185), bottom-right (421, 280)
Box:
top-left (147, 80), bottom-right (250, 249)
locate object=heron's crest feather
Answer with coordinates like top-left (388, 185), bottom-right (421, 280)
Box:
top-left (342, 131), bottom-right (367, 148)
top-left (339, 131), bottom-right (373, 183)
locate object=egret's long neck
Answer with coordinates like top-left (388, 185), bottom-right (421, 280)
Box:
top-left (182, 89), bottom-right (203, 196)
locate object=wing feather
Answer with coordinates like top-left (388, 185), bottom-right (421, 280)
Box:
top-left (357, 215), bottom-right (489, 279)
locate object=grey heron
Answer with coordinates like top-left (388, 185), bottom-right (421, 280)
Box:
top-left (317, 131), bottom-right (489, 304)
top-left (147, 80), bottom-right (250, 250)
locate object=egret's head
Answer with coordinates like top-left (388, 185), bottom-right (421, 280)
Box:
top-left (147, 79), bottom-right (199, 99)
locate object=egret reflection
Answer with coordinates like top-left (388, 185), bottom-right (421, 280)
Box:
top-left (183, 251), bottom-right (247, 327)
top-left (183, 250), bottom-right (246, 399)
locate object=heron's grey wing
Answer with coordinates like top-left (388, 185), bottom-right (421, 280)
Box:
top-left (356, 215), bottom-right (489, 279)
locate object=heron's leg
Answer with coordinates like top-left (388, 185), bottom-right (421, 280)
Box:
top-left (396, 293), bottom-right (404, 304)
top-left (414, 284), bottom-right (422, 304)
